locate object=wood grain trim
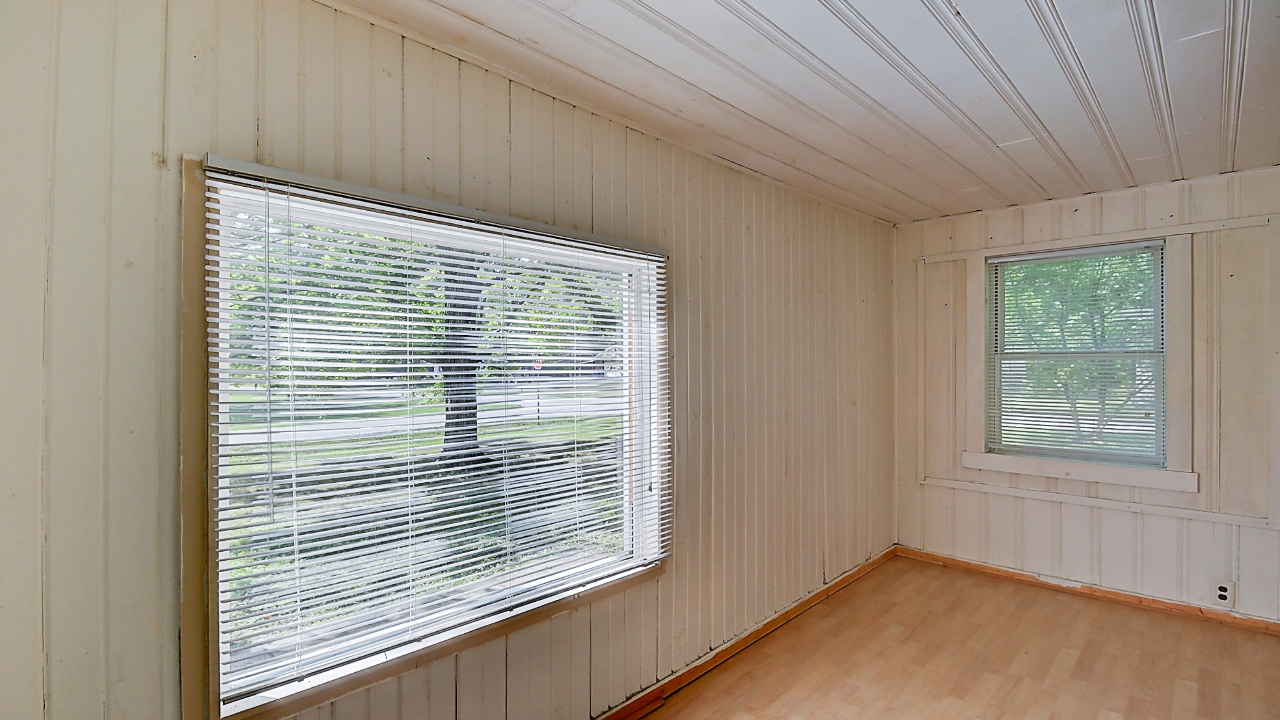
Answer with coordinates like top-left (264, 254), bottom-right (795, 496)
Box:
top-left (180, 156), bottom-right (214, 720)
top-left (598, 547), bottom-right (898, 720)
top-left (895, 546), bottom-right (1280, 638)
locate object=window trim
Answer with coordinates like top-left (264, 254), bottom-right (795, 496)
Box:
top-left (956, 234), bottom-right (1196, 491)
top-left (179, 157), bottom-right (669, 720)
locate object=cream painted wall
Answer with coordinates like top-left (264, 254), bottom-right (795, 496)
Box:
top-left (0, 2), bottom-right (55, 718)
top-left (894, 165), bottom-right (1280, 620)
top-left (0, 0), bottom-right (895, 718)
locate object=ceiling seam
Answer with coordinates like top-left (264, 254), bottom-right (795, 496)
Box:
top-left (816, 0), bottom-right (1050, 201)
top-left (1126, 0), bottom-right (1184, 180)
top-left (512, 0), bottom-right (923, 220)
top-left (1026, 0), bottom-right (1136, 188)
top-left (712, 0), bottom-right (1017, 208)
top-left (921, 0), bottom-right (1090, 195)
top-left (606, 0), bottom-right (955, 216)
top-left (1221, 0), bottom-right (1249, 173)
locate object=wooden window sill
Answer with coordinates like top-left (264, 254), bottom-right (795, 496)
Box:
top-left (961, 451), bottom-right (1198, 492)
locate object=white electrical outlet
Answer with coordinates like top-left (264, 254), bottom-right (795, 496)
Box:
top-left (1212, 580), bottom-right (1236, 608)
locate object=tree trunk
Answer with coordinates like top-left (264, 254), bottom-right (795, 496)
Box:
top-left (441, 264), bottom-right (485, 452)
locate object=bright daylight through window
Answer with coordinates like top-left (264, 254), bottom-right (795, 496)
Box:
top-left (986, 241), bottom-right (1166, 468)
top-left (204, 166), bottom-right (671, 714)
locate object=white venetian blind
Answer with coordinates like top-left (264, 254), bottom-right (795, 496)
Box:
top-left (986, 241), bottom-right (1166, 467)
top-left (204, 165), bottom-right (671, 712)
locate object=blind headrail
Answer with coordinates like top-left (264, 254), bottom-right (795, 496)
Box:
top-left (202, 153), bottom-right (670, 260)
top-left (986, 238), bottom-right (1164, 265)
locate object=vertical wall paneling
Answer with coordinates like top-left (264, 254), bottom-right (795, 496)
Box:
top-left (895, 166), bottom-right (1280, 623)
top-left (262, 0), bottom-right (301, 171)
top-left (431, 50), bottom-right (461, 205)
top-left (215, 0), bottom-right (259, 162)
top-left (45, 0), bottom-right (115, 716)
top-left (300, 1), bottom-right (337, 178)
top-left (509, 84), bottom-right (534, 223)
top-left (368, 676), bottom-right (398, 720)
top-left (1218, 226), bottom-right (1272, 517)
top-left (402, 39), bottom-right (433, 200)
top-left (337, 13), bottom-right (373, 187)
top-left (371, 27), bottom-right (403, 194)
top-left (458, 62), bottom-right (487, 213)
top-left (1239, 527), bottom-right (1280, 619)
top-left (894, 227), bottom-right (921, 550)
top-left (654, 141), bottom-right (677, 679)
top-left (526, 620), bottom-right (552, 720)
top-left (11, 1), bottom-right (898, 718)
top-left (107, 0), bottom-right (170, 715)
top-left (679, 149), bottom-right (704, 670)
top-left (0, 0), bottom-right (52, 713)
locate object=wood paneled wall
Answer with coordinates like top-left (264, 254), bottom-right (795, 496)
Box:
top-left (0, 0), bottom-right (895, 718)
top-left (894, 165), bottom-right (1280, 621)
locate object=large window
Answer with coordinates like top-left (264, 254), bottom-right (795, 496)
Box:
top-left (986, 241), bottom-right (1166, 467)
top-left (203, 162), bottom-right (671, 714)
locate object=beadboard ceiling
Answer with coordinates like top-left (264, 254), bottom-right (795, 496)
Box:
top-left (347, 0), bottom-right (1280, 223)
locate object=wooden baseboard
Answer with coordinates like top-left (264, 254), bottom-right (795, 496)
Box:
top-left (895, 546), bottom-right (1280, 638)
top-left (602, 544), bottom-right (1280, 720)
top-left (599, 546), bottom-right (899, 720)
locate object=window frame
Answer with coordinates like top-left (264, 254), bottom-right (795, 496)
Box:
top-left (179, 157), bottom-right (671, 720)
top-left (957, 234), bottom-right (1196, 492)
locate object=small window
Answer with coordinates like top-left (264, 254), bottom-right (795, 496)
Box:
top-left (204, 167), bottom-right (671, 714)
top-left (986, 241), bottom-right (1165, 468)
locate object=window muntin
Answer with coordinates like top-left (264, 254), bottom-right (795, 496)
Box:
top-left (986, 241), bottom-right (1166, 467)
top-left (205, 171), bottom-right (671, 713)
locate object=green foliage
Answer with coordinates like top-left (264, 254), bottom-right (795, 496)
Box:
top-left (213, 208), bottom-right (638, 682)
top-left (999, 251), bottom-right (1156, 352)
top-left (993, 249), bottom-right (1162, 458)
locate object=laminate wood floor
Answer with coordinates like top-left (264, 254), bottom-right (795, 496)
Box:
top-left (648, 557), bottom-right (1280, 720)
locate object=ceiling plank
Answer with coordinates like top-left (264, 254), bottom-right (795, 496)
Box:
top-left (600, 0), bottom-right (969, 215)
top-left (338, 0), bottom-right (1278, 223)
top-left (950, 0), bottom-right (1136, 192)
top-left (823, 0), bottom-right (1079, 198)
top-left (1054, 0), bottom-right (1172, 186)
top-left (922, 0), bottom-right (1094, 195)
top-left (1153, 0), bottom-right (1228, 179)
top-left (337, 0), bottom-right (916, 221)
top-left (1027, 0), bottom-right (1137, 187)
top-left (1221, 0), bottom-right (1249, 171)
top-left (739, 0), bottom-right (1055, 206)
top-left (1234, 0), bottom-right (1280, 170)
top-left (512, 0), bottom-right (937, 217)
top-left (1126, 0), bottom-right (1184, 179)
top-left (711, 0), bottom-right (1016, 210)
